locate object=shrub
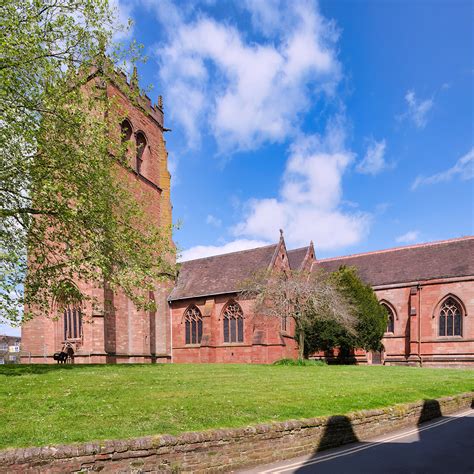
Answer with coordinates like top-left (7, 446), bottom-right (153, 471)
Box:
top-left (273, 358), bottom-right (326, 367)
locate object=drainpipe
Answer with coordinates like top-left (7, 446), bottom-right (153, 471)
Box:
top-left (169, 300), bottom-right (173, 364)
top-left (418, 284), bottom-right (422, 366)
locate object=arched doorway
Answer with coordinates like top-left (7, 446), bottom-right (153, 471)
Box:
top-left (66, 346), bottom-right (74, 364)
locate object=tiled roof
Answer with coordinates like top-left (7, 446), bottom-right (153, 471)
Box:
top-left (169, 244), bottom-right (278, 301)
top-left (316, 237), bottom-right (474, 286)
top-left (287, 247), bottom-right (309, 270)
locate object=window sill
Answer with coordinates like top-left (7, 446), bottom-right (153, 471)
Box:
top-left (222, 342), bottom-right (245, 346)
top-left (436, 336), bottom-right (463, 341)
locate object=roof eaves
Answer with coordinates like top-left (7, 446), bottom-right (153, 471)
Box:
top-left (168, 289), bottom-right (240, 302)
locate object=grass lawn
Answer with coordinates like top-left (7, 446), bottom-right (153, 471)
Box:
top-left (1, 363), bottom-right (473, 449)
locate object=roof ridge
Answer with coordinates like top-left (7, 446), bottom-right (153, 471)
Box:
top-left (179, 242), bottom-right (278, 264)
top-left (318, 236), bottom-right (474, 262)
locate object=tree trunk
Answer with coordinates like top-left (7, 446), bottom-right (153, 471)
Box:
top-left (298, 330), bottom-right (305, 361)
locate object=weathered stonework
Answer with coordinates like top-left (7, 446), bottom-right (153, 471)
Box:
top-left (20, 66), bottom-right (474, 368)
top-left (21, 72), bottom-right (173, 365)
top-left (1, 393), bottom-right (472, 473)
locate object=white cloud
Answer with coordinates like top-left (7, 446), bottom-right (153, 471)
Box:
top-left (356, 139), bottom-right (388, 175)
top-left (109, 0), bottom-right (135, 42)
top-left (234, 122), bottom-right (371, 250)
top-left (153, 0), bottom-right (341, 150)
top-left (206, 214), bottom-right (222, 227)
top-left (143, 0), bottom-right (370, 253)
top-left (400, 89), bottom-right (433, 129)
top-left (242, 0), bottom-right (286, 36)
top-left (412, 147), bottom-right (474, 190)
top-left (179, 239), bottom-right (269, 261)
top-left (396, 230), bottom-right (420, 244)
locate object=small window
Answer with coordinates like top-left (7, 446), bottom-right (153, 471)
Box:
top-left (223, 302), bottom-right (244, 343)
top-left (0, 343), bottom-right (7, 352)
top-left (439, 297), bottom-right (462, 337)
top-left (382, 303), bottom-right (395, 333)
top-left (281, 315), bottom-right (287, 332)
top-left (184, 306), bottom-right (203, 345)
top-left (120, 119), bottom-right (133, 143)
top-left (136, 132), bottom-right (147, 174)
top-left (0, 357), bottom-right (4, 365)
top-left (64, 307), bottom-right (82, 340)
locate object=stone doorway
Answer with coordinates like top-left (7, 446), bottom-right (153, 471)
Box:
top-left (371, 350), bottom-right (383, 365)
top-left (66, 346), bottom-right (75, 364)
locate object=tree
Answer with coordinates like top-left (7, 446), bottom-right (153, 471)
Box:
top-left (242, 269), bottom-right (355, 360)
top-left (0, 0), bottom-right (175, 324)
top-left (305, 266), bottom-right (388, 359)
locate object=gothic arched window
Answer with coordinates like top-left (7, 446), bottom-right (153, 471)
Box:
top-left (439, 297), bottom-right (462, 337)
top-left (135, 132), bottom-right (147, 174)
top-left (223, 302), bottom-right (244, 343)
top-left (63, 307), bottom-right (82, 340)
top-left (184, 306), bottom-right (203, 345)
top-left (120, 119), bottom-right (133, 143)
top-left (382, 303), bottom-right (395, 333)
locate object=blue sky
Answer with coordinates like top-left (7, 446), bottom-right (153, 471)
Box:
top-left (1, 0), bottom-right (473, 336)
top-left (122, 0), bottom-right (473, 261)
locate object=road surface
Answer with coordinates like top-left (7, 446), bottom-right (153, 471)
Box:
top-left (240, 408), bottom-right (474, 474)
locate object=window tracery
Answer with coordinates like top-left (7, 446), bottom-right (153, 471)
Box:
top-left (439, 297), bottom-right (462, 337)
top-left (223, 302), bottom-right (244, 343)
top-left (64, 307), bottom-right (82, 340)
top-left (184, 306), bottom-right (203, 345)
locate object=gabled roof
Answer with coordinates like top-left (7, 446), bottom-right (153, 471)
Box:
top-left (287, 242), bottom-right (316, 271)
top-left (287, 246), bottom-right (310, 270)
top-left (316, 236), bottom-right (474, 287)
top-left (169, 244), bottom-right (279, 301)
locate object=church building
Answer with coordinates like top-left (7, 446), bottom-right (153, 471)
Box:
top-left (21, 72), bottom-right (474, 367)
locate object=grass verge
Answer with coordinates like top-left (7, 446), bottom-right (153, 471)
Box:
top-left (1, 363), bottom-right (472, 449)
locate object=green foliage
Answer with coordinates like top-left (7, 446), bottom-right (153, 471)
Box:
top-left (305, 266), bottom-right (388, 355)
top-left (304, 317), bottom-right (350, 356)
top-left (333, 266), bottom-right (388, 352)
top-left (0, 363), bottom-right (472, 449)
top-left (273, 358), bottom-right (326, 366)
top-left (242, 268), bottom-right (355, 360)
top-left (0, 0), bottom-right (175, 324)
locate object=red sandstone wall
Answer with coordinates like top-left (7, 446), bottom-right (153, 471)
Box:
top-left (22, 77), bottom-right (173, 364)
top-left (171, 295), bottom-right (298, 364)
top-left (377, 278), bottom-right (474, 366)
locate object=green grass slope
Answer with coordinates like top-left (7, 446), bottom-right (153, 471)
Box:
top-left (1, 364), bottom-right (472, 449)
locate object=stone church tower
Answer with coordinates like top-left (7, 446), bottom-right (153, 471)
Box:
top-left (21, 69), bottom-right (174, 363)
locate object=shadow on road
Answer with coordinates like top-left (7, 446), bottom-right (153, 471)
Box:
top-left (316, 415), bottom-right (359, 452)
top-left (295, 399), bottom-right (473, 473)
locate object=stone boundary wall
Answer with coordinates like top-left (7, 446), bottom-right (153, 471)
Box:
top-left (1, 392), bottom-right (472, 473)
